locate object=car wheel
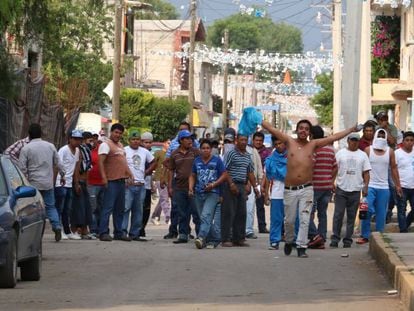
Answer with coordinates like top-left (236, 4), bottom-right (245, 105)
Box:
top-left (0, 230), bottom-right (18, 288)
top-left (20, 239), bottom-right (42, 282)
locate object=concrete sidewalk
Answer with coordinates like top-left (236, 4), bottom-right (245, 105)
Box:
top-left (370, 229), bottom-right (414, 311)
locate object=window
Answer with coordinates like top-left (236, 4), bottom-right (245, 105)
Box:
top-left (2, 158), bottom-right (24, 190)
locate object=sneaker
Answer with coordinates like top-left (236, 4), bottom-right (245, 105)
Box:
top-left (81, 234), bottom-right (92, 240)
top-left (151, 218), bottom-right (160, 226)
top-left (99, 234), bottom-right (113, 242)
top-left (246, 233), bottom-right (258, 239)
top-left (308, 234), bottom-right (324, 249)
top-left (53, 228), bottom-right (62, 242)
top-left (356, 237), bottom-right (369, 245)
top-left (284, 243), bottom-right (293, 256)
top-left (206, 243), bottom-right (215, 249)
top-left (195, 238), bottom-right (204, 249)
top-left (163, 232), bottom-right (178, 239)
top-left (173, 238), bottom-right (188, 244)
top-left (67, 232), bottom-right (82, 240)
top-left (132, 236), bottom-right (148, 242)
top-left (297, 247), bottom-right (309, 258)
top-left (259, 228), bottom-right (270, 234)
top-left (268, 243), bottom-right (279, 250)
top-left (329, 241), bottom-right (339, 248)
top-left (343, 242), bottom-right (352, 248)
top-left (114, 235), bottom-right (132, 242)
top-left (189, 234), bottom-right (195, 240)
top-left (61, 231), bottom-right (68, 240)
top-left (233, 240), bottom-right (250, 247)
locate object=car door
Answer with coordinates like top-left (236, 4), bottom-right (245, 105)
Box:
top-left (2, 158), bottom-right (42, 260)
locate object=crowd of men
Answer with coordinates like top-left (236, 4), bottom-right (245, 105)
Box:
top-left (4, 109), bottom-right (414, 258)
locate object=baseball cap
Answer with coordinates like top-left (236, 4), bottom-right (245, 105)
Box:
top-left (178, 130), bottom-right (192, 141)
top-left (376, 111), bottom-right (388, 120)
top-left (128, 129), bottom-right (141, 139)
top-left (141, 132), bottom-right (153, 141)
top-left (70, 130), bottom-right (83, 139)
top-left (348, 133), bottom-right (360, 141)
top-left (224, 133), bottom-right (235, 142)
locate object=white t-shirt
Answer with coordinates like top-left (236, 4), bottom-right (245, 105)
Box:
top-left (55, 145), bottom-right (79, 188)
top-left (124, 146), bottom-right (154, 183)
top-left (335, 148), bottom-right (371, 192)
top-left (271, 179), bottom-right (284, 200)
top-left (395, 148), bottom-right (414, 189)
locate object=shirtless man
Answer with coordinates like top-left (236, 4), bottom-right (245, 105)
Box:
top-left (261, 120), bottom-right (359, 258)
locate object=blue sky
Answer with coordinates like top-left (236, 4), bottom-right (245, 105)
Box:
top-left (168, 0), bottom-right (332, 52)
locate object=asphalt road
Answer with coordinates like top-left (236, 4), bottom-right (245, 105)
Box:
top-left (0, 219), bottom-right (403, 311)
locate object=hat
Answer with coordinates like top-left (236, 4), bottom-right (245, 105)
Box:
top-left (224, 133), bottom-right (235, 142)
top-left (70, 130), bottom-right (83, 139)
top-left (178, 130), bottom-right (192, 141)
top-left (376, 111), bottom-right (388, 120)
top-left (348, 133), bottom-right (360, 141)
top-left (224, 128), bottom-right (236, 136)
top-left (128, 129), bottom-right (141, 139)
top-left (141, 132), bottom-right (153, 141)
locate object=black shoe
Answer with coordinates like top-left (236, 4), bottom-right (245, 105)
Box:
top-left (114, 235), bottom-right (132, 242)
top-left (259, 228), bottom-right (270, 234)
top-left (246, 233), bottom-right (258, 239)
top-left (329, 241), bottom-right (339, 248)
top-left (132, 237), bottom-right (148, 242)
top-left (53, 228), bottom-right (62, 242)
top-left (139, 230), bottom-right (146, 237)
top-left (189, 234), bottom-right (195, 240)
top-left (99, 234), bottom-right (113, 242)
top-left (173, 239), bottom-right (188, 244)
top-left (343, 242), bottom-right (352, 248)
top-left (163, 233), bottom-right (178, 239)
top-left (284, 243), bottom-right (293, 256)
top-left (297, 247), bottom-right (308, 258)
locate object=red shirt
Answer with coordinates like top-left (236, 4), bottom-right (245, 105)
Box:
top-left (358, 138), bottom-right (372, 151)
top-left (312, 145), bottom-right (337, 191)
top-left (88, 147), bottom-right (104, 185)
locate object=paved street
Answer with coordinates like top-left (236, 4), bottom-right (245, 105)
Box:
top-left (0, 215), bottom-right (404, 311)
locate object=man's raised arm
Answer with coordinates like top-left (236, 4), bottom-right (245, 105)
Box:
top-left (261, 121), bottom-right (291, 143)
top-left (314, 125), bottom-right (358, 149)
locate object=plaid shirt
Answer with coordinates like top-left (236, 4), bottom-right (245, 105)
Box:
top-left (4, 137), bottom-right (30, 165)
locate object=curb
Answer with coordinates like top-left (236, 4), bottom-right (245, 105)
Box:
top-left (369, 232), bottom-right (414, 311)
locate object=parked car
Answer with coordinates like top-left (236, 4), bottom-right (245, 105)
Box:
top-left (0, 154), bottom-right (46, 288)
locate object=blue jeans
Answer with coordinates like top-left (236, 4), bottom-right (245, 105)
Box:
top-left (396, 188), bottom-right (414, 232)
top-left (122, 185), bottom-right (146, 238)
top-left (174, 189), bottom-right (198, 240)
top-left (195, 193), bottom-right (220, 241)
top-left (361, 187), bottom-right (390, 239)
top-left (246, 191), bottom-right (256, 235)
top-left (308, 190), bottom-right (332, 240)
top-left (55, 186), bottom-right (73, 234)
top-left (270, 199), bottom-right (284, 244)
top-left (88, 185), bottom-right (105, 234)
top-left (40, 189), bottom-right (61, 231)
top-left (99, 179), bottom-right (126, 238)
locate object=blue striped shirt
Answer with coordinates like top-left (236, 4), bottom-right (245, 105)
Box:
top-left (225, 149), bottom-right (253, 183)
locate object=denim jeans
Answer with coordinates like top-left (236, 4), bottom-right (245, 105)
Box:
top-left (284, 186), bottom-right (313, 248)
top-left (270, 199), bottom-right (284, 244)
top-left (396, 188), bottom-right (414, 232)
top-left (361, 187), bottom-right (390, 239)
top-left (88, 185), bottom-right (105, 234)
top-left (331, 187), bottom-right (360, 244)
top-left (308, 190), bottom-right (332, 240)
top-left (256, 196), bottom-right (267, 231)
top-left (40, 189), bottom-right (61, 231)
top-left (99, 179), bottom-right (126, 238)
top-left (207, 202), bottom-right (221, 245)
top-left (195, 192), bottom-right (220, 240)
top-left (221, 183), bottom-right (246, 243)
top-left (245, 191), bottom-right (256, 235)
top-left (55, 186), bottom-right (73, 234)
top-left (174, 189), bottom-right (198, 240)
top-left (122, 185), bottom-right (146, 238)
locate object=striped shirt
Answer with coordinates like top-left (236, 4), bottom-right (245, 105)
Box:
top-left (312, 145), bottom-right (337, 191)
top-left (225, 148), bottom-right (253, 184)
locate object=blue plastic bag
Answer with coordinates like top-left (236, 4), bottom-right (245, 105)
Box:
top-left (238, 107), bottom-right (263, 136)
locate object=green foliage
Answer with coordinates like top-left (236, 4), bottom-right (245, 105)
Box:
top-left (148, 96), bottom-right (190, 141)
top-left (310, 73), bottom-right (333, 126)
top-left (207, 14), bottom-right (303, 53)
top-left (120, 88), bottom-right (155, 130)
top-left (136, 0), bottom-right (179, 19)
top-left (371, 16), bottom-right (400, 83)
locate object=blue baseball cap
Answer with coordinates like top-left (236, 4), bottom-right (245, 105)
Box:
top-left (178, 130), bottom-right (192, 141)
top-left (70, 130), bottom-right (83, 139)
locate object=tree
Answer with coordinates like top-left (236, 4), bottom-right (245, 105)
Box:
top-left (148, 96), bottom-right (190, 141)
top-left (120, 88), bottom-right (155, 130)
top-left (310, 73), bottom-right (333, 126)
top-left (136, 0), bottom-right (179, 19)
top-left (207, 14), bottom-right (303, 53)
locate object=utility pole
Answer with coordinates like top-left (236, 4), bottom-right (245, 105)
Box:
top-left (252, 48), bottom-right (259, 106)
top-left (112, 0), bottom-right (123, 124)
top-left (222, 28), bottom-right (229, 130)
top-left (332, 0), bottom-right (342, 134)
top-left (188, 0), bottom-right (197, 127)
